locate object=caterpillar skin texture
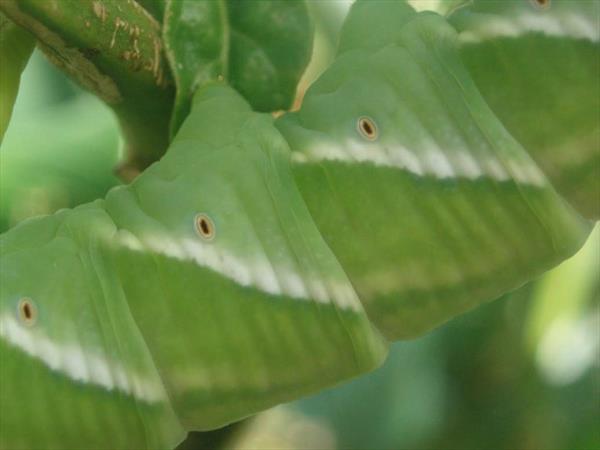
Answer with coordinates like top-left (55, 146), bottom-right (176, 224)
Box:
top-left (0, 85), bottom-right (387, 449)
top-left (275, 0), bottom-right (590, 340)
top-left (450, 0), bottom-right (600, 220)
top-left (0, 1), bottom-right (591, 448)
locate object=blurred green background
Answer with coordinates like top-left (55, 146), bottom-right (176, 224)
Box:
top-left (1, 3), bottom-right (598, 448)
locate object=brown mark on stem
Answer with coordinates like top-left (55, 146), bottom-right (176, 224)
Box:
top-left (1, 1), bottom-right (121, 104)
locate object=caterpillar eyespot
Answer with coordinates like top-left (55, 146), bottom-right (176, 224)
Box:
top-left (357, 116), bottom-right (378, 141)
top-left (529, 0), bottom-right (551, 10)
top-left (195, 213), bottom-right (215, 241)
top-left (0, 1), bottom-right (593, 447)
top-left (17, 298), bottom-right (37, 326)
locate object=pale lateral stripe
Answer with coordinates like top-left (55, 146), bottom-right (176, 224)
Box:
top-left (459, 11), bottom-right (600, 44)
top-left (483, 158), bottom-right (510, 182)
top-left (0, 314), bottom-right (165, 402)
top-left (455, 149), bottom-right (484, 178)
top-left (280, 271), bottom-right (311, 300)
top-left (115, 233), bottom-right (361, 311)
top-left (507, 158), bottom-right (547, 186)
top-left (180, 237), bottom-right (361, 310)
top-left (391, 145), bottom-right (424, 175)
top-left (293, 139), bottom-right (546, 186)
top-left (252, 258), bottom-right (284, 297)
top-left (423, 146), bottom-right (456, 178)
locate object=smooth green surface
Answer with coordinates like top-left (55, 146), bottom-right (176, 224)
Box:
top-left (0, 208), bottom-right (185, 449)
top-left (0, 95), bottom-right (122, 232)
top-left (163, 0), bottom-right (313, 134)
top-left (0, 85), bottom-right (386, 448)
top-left (105, 84), bottom-right (387, 430)
top-left (0, 12), bottom-right (34, 143)
top-left (449, 0), bottom-right (600, 220)
top-left (276, 0), bottom-right (590, 340)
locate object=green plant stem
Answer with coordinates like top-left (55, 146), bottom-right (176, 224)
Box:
top-left (0, 12), bottom-right (35, 144)
top-left (0, 0), bottom-right (175, 178)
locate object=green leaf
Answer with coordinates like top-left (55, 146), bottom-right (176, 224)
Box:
top-left (164, 0), bottom-right (313, 135)
top-left (227, 0), bottom-right (313, 111)
top-left (449, 0), bottom-right (600, 220)
top-left (276, 0), bottom-right (591, 340)
top-left (163, 0), bottom-right (229, 135)
top-left (0, 12), bottom-right (34, 143)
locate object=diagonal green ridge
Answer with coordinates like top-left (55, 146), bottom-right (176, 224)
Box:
top-left (449, 0), bottom-right (600, 220)
top-left (276, 0), bottom-right (591, 340)
top-left (0, 84), bottom-right (386, 448)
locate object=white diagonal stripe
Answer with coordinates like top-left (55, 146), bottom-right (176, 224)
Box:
top-left (294, 139), bottom-right (546, 186)
top-left (114, 232), bottom-right (362, 312)
top-left (459, 11), bottom-right (600, 44)
top-left (0, 314), bottom-right (166, 403)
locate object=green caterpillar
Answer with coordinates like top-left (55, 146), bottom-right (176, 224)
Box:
top-left (449, 0), bottom-right (600, 220)
top-left (0, 84), bottom-right (387, 449)
top-left (276, 0), bottom-right (589, 340)
top-left (0, 1), bottom-right (590, 449)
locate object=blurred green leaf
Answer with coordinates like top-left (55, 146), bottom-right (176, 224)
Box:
top-left (0, 94), bottom-right (122, 231)
top-left (290, 337), bottom-right (446, 450)
top-left (525, 224), bottom-right (599, 387)
top-left (163, 0), bottom-right (313, 135)
top-left (11, 49), bottom-right (81, 113)
top-left (527, 225), bottom-right (599, 347)
top-left (176, 422), bottom-right (247, 450)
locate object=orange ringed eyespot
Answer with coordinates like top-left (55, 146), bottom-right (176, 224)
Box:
top-left (529, 0), bottom-right (551, 10)
top-left (18, 298), bottom-right (37, 326)
top-left (195, 213), bottom-right (215, 241)
top-left (357, 116), bottom-right (378, 141)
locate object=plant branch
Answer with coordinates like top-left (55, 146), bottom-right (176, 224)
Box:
top-left (0, 0), bottom-right (175, 178)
